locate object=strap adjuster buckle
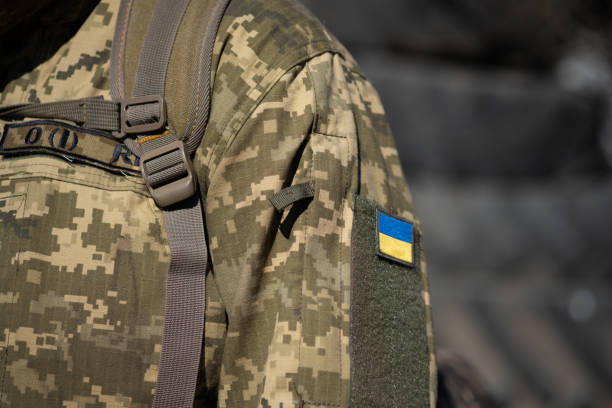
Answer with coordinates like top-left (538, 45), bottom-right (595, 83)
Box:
top-left (113, 95), bottom-right (167, 139)
top-left (141, 140), bottom-right (196, 208)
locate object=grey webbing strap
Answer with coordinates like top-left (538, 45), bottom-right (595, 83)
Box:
top-left (155, 195), bottom-right (209, 408)
top-left (269, 181), bottom-right (315, 211)
top-left (124, 0), bottom-right (192, 158)
top-left (0, 98), bottom-right (120, 131)
top-left (0, 96), bottom-right (166, 140)
top-left (118, 0), bottom-right (209, 407)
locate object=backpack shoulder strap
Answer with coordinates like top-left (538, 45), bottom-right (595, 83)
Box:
top-left (110, 1), bottom-right (230, 407)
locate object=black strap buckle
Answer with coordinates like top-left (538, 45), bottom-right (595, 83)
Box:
top-left (140, 140), bottom-right (196, 207)
top-left (112, 95), bottom-right (167, 139)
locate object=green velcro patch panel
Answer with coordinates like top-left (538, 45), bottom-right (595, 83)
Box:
top-left (0, 120), bottom-right (141, 175)
top-left (350, 195), bottom-right (430, 408)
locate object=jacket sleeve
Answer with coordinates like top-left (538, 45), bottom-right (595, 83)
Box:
top-left (202, 51), bottom-right (435, 408)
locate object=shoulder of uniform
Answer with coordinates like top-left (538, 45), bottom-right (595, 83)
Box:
top-left (213, 0), bottom-right (356, 79)
top-left (201, 0), bottom-right (361, 177)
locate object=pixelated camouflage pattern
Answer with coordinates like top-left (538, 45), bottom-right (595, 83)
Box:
top-left (196, 0), bottom-right (435, 405)
top-left (0, 156), bottom-right (167, 407)
top-left (0, 1), bottom-right (114, 105)
top-left (0, 0), bottom-right (435, 406)
top-left (0, 2), bottom-right (168, 406)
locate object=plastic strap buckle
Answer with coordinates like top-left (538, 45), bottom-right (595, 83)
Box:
top-left (140, 140), bottom-right (197, 208)
top-left (112, 95), bottom-right (167, 139)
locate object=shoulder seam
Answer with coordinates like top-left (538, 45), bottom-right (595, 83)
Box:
top-left (305, 61), bottom-right (319, 133)
top-left (205, 42), bottom-right (338, 183)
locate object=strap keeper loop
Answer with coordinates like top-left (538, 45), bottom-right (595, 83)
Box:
top-left (140, 140), bottom-right (196, 207)
top-left (112, 95), bottom-right (167, 139)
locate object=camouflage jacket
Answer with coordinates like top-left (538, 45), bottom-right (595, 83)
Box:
top-left (0, 0), bottom-right (435, 407)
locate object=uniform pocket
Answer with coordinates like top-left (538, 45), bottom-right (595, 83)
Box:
top-left (349, 195), bottom-right (431, 408)
top-left (0, 155), bottom-right (168, 407)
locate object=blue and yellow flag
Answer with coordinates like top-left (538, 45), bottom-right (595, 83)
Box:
top-left (377, 210), bottom-right (414, 266)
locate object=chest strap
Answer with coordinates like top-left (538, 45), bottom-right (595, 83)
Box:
top-left (0, 95), bottom-right (166, 140)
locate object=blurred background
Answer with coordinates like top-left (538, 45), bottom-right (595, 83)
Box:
top-left (2, 0), bottom-right (611, 406)
top-left (301, 1), bottom-right (612, 407)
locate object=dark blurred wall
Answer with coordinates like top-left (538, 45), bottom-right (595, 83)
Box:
top-left (301, 1), bottom-right (612, 407)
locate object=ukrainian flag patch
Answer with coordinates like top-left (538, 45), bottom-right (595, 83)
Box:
top-left (377, 209), bottom-right (414, 266)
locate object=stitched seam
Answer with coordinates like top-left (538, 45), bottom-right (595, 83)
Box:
top-left (311, 131), bottom-right (346, 139)
top-left (187, 0), bottom-right (224, 144)
top-left (0, 193), bottom-right (26, 401)
top-left (138, 130), bottom-right (169, 145)
top-left (306, 63), bottom-right (319, 133)
top-left (1, 149), bottom-right (140, 174)
top-left (3, 171), bottom-right (148, 193)
top-left (117, 0), bottom-right (132, 98)
top-left (138, 134), bottom-right (162, 144)
top-left (189, 19), bottom-right (208, 141)
top-left (0, 163), bottom-right (141, 181)
top-left (304, 135), bottom-right (346, 407)
top-left (206, 42), bottom-right (340, 184)
top-left (335, 172), bottom-right (346, 407)
top-left (306, 62), bottom-right (343, 405)
top-left (339, 134), bottom-right (350, 403)
top-left (0, 163), bottom-right (146, 190)
top-left (295, 63), bottom-right (316, 404)
top-left (296, 137), bottom-right (313, 405)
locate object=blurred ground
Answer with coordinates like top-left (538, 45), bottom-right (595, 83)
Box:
top-left (301, 1), bottom-right (612, 406)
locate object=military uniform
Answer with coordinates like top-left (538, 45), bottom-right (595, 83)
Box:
top-left (0, 0), bottom-right (435, 407)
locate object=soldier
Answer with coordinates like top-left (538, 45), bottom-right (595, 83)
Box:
top-left (0, 0), bottom-right (435, 407)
